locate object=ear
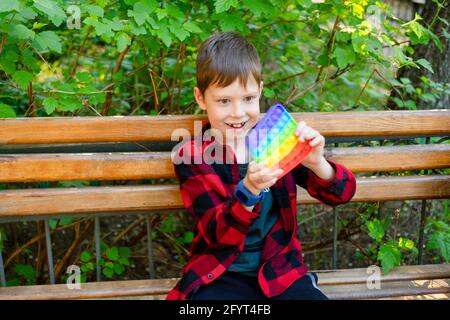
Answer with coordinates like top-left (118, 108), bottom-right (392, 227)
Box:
top-left (194, 87), bottom-right (207, 111)
top-left (259, 81), bottom-right (264, 96)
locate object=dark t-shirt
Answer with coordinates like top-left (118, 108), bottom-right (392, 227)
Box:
top-left (227, 163), bottom-right (279, 276)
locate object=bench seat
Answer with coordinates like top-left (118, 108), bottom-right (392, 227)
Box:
top-left (1, 264), bottom-right (448, 300)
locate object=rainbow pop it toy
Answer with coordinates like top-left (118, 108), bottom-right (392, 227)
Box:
top-left (246, 103), bottom-right (312, 179)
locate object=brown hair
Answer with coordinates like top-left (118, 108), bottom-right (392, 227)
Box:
top-left (196, 32), bottom-right (262, 95)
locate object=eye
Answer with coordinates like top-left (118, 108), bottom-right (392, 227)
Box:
top-left (217, 99), bottom-right (230, 105)
top-left (244, 96), bottom-right (257, 103)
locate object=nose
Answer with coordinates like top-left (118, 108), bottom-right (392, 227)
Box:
top-left (230, 102), bottom-right (245, 118)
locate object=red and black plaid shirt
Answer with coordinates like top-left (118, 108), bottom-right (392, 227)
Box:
top-left (166, 135), bottom-right (356, 300)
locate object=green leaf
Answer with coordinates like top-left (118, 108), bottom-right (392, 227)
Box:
top-left (33, 31), bottom-right (62, 53)
top-left (333, 46), bottom-right (356, 68)
top-left (155, 8), bottom-right (167, 20)
top-left (263, 87), bottom-right (275, 98)
top-left (214, 0), bottom-right (239, 13)
top-left (10, 24), bottom-right (35, 40)
top-left (80, 251), bottom-right (92, 262)
top-left (48, 219), bottom-right (58, 229)
top-left (183, 21), bottom-right (202, 34)
top-left (118, 257), bottom-right (130, 266)
top-left (105, 18), bottom-right (124, 31)
top-left (377, 244), bottom-right (401, 273)
top-left (85, 4), bottom-right (104, 17)
top-left (169, 21), bottom-right (189, 41)
top-left (91, 20), bottom-right (113, 37)
top-left (242, 0), bottom-right (274, 17)
top-left (57, 98), bottom-right (82, 112)
top-left (404, 100), bottom-right (416, 110)
top-left (317, 50), bottom-right (330, 67)
top-left (33, 0), bottom-right (67, 27)
top-left (427, 232), bottom-right (450, 262)
top-left (76, 72), bottom-right (92, 83)
top-left (167, 4), bottom-right (185, 19)
top-left (59, 217), bottom-right (73, 226)
top-left (113, 263), bottom-right (124, 275)
top-left (216, 13), bottom-right (247, 32)
top-left (119, 247), bottom-right (131, 258)
top-left (0, 50), bottom-right (18, 75)
top-left (156, 24), bottom-right (172, 47)
top-left (0, 103), bottom-right (16, 118)
top-left (116, 32), bottom-right (131, 52)
top-left (21, 49), bottom-right (39, 72)
top-left (366, 219), bottom-right (384, 242)
top-left (128, 1), bottom-right (156, 25)
top-left (106, 247), bottom-right (119, 261)
top-left (21, 7), bottom-right (38, 20)
top-left (102, 267), bottom-right (114, 278)
top-left (42, 97), bottom-right (59, 114)
top-left (14, 264), bottom-right (37, 281)
top-left (416, 58), bottom-right (434, 74)
top-left (12, 70), bottom-right (33, 90)
top-left (182, 231), bottom-right (193, 244)
top-left (130, 21), bottom-right (147, 36)
top-left (398, 237), bottom-right (414, 250)
top-left (0, 0), bottom-right (20, 13)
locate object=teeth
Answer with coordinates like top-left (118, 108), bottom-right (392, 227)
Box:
top-left (227, 122), bottom-right (245, 128)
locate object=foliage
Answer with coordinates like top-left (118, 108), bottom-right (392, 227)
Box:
top-left (78, 242), bottom-right (131, 281)
top-left (426, 199), bottom-right (450, 263)
top-left (0, 0), bottom-right (447, 118)
top-left (354, 203), bottom-right (417, 273)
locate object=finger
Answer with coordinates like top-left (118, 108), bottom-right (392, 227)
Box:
top-left (304, 129), bottom-right (319, 141)
top-left (255, 168), bottom-right (279, 184)
top-left (263, 168), bottom-right (284, 181)
top-left (295, 121), bottom-right (306, 136)
top-left (308, 135), bottom-right (323, 147)
top-left (299, 127), bottom-right (312, 142)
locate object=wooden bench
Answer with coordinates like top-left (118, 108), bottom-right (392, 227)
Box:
top-left (0, 109), bottom-right (449, 300)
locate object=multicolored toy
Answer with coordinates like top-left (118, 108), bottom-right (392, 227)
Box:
top-left (246, 103), bottom-right (312, 179)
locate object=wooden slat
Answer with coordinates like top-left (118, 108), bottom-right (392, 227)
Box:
top-left (333, 175), bottom-right (450, 203)
top-left (0, 115), bottom-right (208, 144)
top-left (325, 144), bottom-right (450, 173)
top-left (0, 278), bottom-right (178, 300)
top-left (0, 152), bottom-right (175, 182)
top-left (1, 144), bottom-right (449, 182)
top-left (1, 110), bottom-right (448, 144)
top-left (0, 264), bottom-right (448, 300)
top-left (324, 279), bottom-right (450, 300)
top-left (315, 264), bottom-right (450, 285)
top-left (0, 176), bottom-right (448, 217)
top-left (378, 293), bottom-right (450, 300)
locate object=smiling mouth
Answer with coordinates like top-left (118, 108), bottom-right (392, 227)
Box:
top-left (226, 121), bottom-right (247, 129)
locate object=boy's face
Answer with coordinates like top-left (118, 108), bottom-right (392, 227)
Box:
top-left (194, 76), bottom-right (263, 142)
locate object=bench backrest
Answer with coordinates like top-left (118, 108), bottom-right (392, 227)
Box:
top-left (0, 110), bottom-right (449, 286)
top-left (1, 110), bottom-right (449, 219)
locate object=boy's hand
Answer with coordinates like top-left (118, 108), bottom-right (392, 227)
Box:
top-left (243, 162), bottom-right (283, 195)
top-left (295, 121), bottom-right (326, 168)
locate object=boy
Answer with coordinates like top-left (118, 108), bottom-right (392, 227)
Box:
top-left (167, 32), bottom-right (356, 300)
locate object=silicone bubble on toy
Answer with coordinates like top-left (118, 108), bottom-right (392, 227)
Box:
top-left (246, 103), bottom-right (312, 179)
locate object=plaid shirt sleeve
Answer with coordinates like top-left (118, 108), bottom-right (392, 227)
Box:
top-left (292, 159), bottom-right (356, 206)
top-left (174, 146), bottom-right (263, 250)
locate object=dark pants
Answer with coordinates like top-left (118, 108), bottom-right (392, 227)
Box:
top-left (188, 271), bottom-right (329, 300)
